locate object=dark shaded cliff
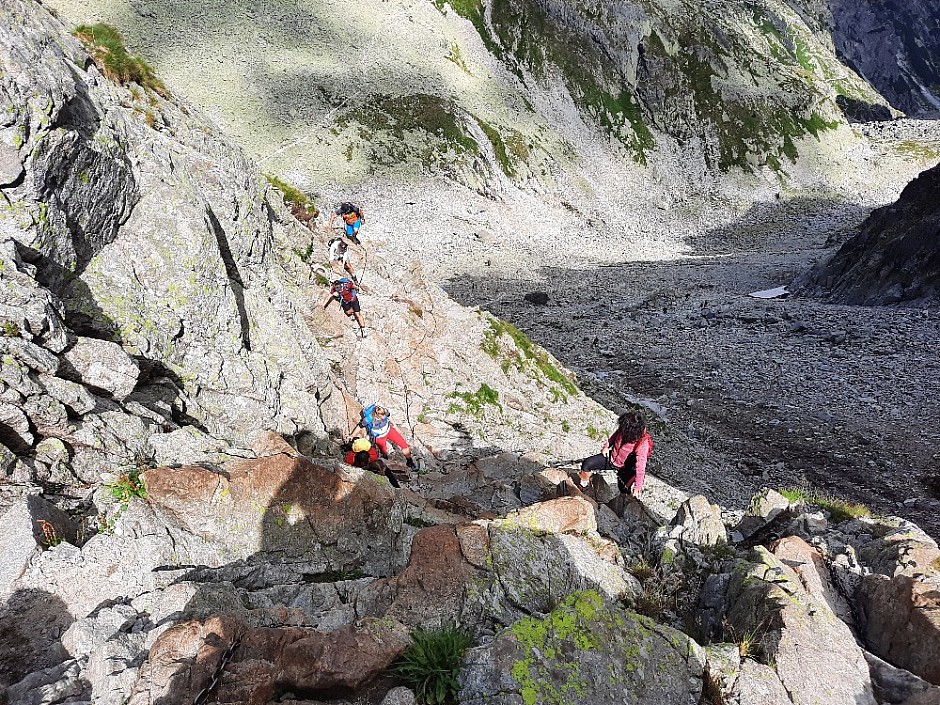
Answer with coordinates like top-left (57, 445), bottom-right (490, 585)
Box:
top-left (797, 164), bottom-right (940, 305)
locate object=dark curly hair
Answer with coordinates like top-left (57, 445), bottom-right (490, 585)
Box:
top-left (616, 411), bottom-right (646, 443)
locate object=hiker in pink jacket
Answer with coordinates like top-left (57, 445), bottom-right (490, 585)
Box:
top-left (578, 411), bottom-right (653, 497)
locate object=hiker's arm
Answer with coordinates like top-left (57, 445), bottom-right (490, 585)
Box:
top-left (320, 290), bottom-right (335, 308)
top-left (632, 440), bottom-right (651, 497)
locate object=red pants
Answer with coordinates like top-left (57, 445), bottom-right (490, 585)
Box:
top-left (374, 427), bottom-right (408, 456)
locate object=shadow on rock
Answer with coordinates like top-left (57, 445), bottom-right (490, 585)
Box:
top-left (0, 588), bottom-right (85, 701)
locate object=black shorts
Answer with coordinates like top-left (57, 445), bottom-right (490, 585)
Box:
top-left (341, 299), bottom-right (360, 314)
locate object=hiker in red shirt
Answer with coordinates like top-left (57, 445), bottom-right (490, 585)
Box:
top-left (343, 438), bottom-right (400, 488)
top-left (321, 277), bottom-right (367, 338)
top-left (579, 411), bottom-right (653, 498)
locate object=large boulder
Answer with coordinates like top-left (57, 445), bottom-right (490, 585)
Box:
top-left (142, 456), bottom-right (415, 576)
top-left (771, 536), bottom-right (855, 627)
top-left (130, 614), bottom-right (411, 704)
top-left (672, 494), bottom-right (727, 547)
top-left (61, 337), bottom-right (140, 401)
top-left (499, 496), bottom-right (597, 534)
top-left (460, 591), bottom-right (705, 705)
top-left (723, 547), bottom-right (877, 705)
top-left (858, 574), bottom-right (940, 685)
top-left (733, 488), bottom-right (790, 540)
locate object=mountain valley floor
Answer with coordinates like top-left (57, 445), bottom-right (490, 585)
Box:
top-left (445, 195), bottom-right (940, 540)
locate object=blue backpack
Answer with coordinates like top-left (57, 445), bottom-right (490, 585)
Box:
top-left (361, 404), bottom-right (391, 438)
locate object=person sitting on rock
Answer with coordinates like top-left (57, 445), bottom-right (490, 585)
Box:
top-left (321, 277), bottom-right (367, 338)
top-left (327, 235), bottom-right (358, 281)
top-left (344, 437), bottom-right (401, 488)
top-left (579, 411), bottom-right (653, 498)
top-left (359, 403), bottom-right (417, 471)
top-left (328, 202), bottom-right (365, 244)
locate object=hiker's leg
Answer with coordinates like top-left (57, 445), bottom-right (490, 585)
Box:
top-left (374, 435), bottom-right (389, 457)
top-left (580, 454), bottom-right (607, 473)
top-left (386, 427), bottom-right (416, 468)
top-left (354, 311), bottom-right (366, 329)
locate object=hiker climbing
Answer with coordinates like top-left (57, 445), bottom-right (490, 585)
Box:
top-left (328, 202), bottom-right (365, 244)
top-left (358, 403), bottom-right (417, 471)
top-left (579, 411), bottom-right (652, 498)
top-left (321, 277), bottom-right (367, 338)
top-left (327, 234), bottom-right (359, 281)
top-left (343, 437), bottom-right (401, 488)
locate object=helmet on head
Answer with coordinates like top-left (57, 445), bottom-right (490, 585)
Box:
top-left (352, 438), bottom-right (372, 453)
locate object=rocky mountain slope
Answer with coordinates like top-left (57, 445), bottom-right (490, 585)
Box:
top-left (794, 0), bottom-right (940, 117)
top-left (0, 0), bottom-right (610, 520)
top-left (42, 0), bottom-right (940, 285)
top-left (797, 162), bottom-right (940, 305)
top-left (1, 3), bottom-right (940, 705)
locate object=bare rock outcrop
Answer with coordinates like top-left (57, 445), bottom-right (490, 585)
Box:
top-left (798, 162), bottom-right (940, 305)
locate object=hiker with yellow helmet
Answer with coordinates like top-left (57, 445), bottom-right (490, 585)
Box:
top-left (343, 437), bottom-right (401, 488)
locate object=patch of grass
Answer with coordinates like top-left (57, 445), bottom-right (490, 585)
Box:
top-left (266, 174), bottom-right (318, 225)
top-left (586, 425), bottom-right (606, 442)
top-left (482, 317), bottom-right (578, 397)
top-left (897, 140), bottom-right (940, 160)
top-left (445, 41), bottom-right (471, 74)
top-left (778, 486), bottom-right (870, 523)
top-left (448, 383), bottom-right (502, 417)
top-left (476, 119), bottom-right (514, 176)
top-left (560, 420), bottom-right (570, 433)
top-left (72, 23), bottom-right (168, 97)
top-left (626, 552), bottom-right (688, 619)
top-left (1, 321), bottom-right (20, 337)
top-left (338, 93), bottom-right (480, 171)
top-left (395, 624), bottom-right (474, 705)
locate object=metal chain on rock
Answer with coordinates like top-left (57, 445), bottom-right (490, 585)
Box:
top-left (193, 632), bottom-right (243, 705)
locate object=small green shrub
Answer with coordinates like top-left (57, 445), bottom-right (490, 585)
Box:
top-left (1, 321), bottom-right (20, 337)
top-left (560, 420), bottom-right (570, 433)
top-left (72, 23), bottom-right (168, 96)
top-left (106, 469), bottom-right (147, 506)
top-left (395, 625), bottom-right (474, 705)
top-left (266, 174), bottom-right (319, 225)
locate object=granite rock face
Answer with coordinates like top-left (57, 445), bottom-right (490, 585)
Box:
top-left (797, 163), bottom-right (940, 305)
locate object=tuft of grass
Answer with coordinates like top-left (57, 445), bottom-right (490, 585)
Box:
top-left (72, 23), bottom-right (168, 97)
top-left (395, 624), bottom-right (474, 705)
top-left (778, 486), bottom-right (870, 523)
top-left (482, 317), bottom-right (578, 396)
top-left (266, 174), bottom-right (319, 225)
top-left (626, 553), bottom-right (687, 619)
top-left (447, 383), bottom-right (502, 418)
top-left (1, 320), bottom-right (20, 337)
